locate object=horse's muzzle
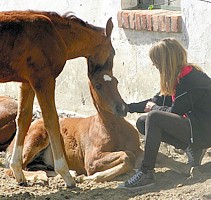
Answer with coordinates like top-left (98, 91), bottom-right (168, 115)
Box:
top-left (115, 103), bottom-right (128, 117)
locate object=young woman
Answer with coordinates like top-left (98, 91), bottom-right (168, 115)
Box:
top-left (119, 38), bottom-right (211, 190)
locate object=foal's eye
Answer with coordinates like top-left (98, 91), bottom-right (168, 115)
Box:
top-left (96, 83), bottom-right (102, 90)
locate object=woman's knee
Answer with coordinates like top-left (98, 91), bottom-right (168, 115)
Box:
top-left (136, 114), bottom-right (147, 135)
top-left (147, 110), bottom-right (163, 123)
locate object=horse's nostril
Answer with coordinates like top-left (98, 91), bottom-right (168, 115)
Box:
top-left (116, 104), bottom-right (122, 113)
top-left (116, 104), bottom-right (127, 117)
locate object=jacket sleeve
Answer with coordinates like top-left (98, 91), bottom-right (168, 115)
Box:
top-left (128, 99), bottom-right (149, 113)
top-left (128, 92), bottom-right (172, 113)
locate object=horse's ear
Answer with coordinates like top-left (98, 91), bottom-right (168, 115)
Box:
top-left (87, 57), bottom-right (99, 77)
top-left (106, 17), bottom-right (113, 37)
top-left (104, 56), bottom-right (113, 73)
top-left (88, 57), bottom-right (93, 77)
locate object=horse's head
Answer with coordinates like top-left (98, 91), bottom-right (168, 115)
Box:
top-left (87, 56), bottom-right (128, 117)
top-left (88, 18), bottom-right (115, 68)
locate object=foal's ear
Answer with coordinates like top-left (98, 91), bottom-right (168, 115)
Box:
top-left (106, 17), bottom-right (113, 38)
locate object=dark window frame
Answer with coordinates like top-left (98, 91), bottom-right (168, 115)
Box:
top-left (137, 0), bottom-right (181, 11)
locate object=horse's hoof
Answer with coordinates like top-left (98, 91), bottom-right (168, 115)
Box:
top-left (66, 181), bottom-right (76, 188)
top-left (18, 181), bottom-right (28, 187)
top-left (66, 184), bottom-right (76, 189)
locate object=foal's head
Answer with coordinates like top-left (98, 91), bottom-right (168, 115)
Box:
top-left (87, 55), bottom-right (128, 117)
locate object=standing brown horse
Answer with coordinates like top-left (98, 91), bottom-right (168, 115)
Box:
top-left (0, 10), bottom-right (115, 187)
top-left (6, 57), bottom-right (191, 183)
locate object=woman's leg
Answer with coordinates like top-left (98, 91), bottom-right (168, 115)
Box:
top-left (119, 110), bottom-right (190, 190)
top-left (142, 110), bottom-right (190, 170)
top-left (136, 112), bottom-right (190, 148)
top-left (136, 114), bottom-right (147, 135)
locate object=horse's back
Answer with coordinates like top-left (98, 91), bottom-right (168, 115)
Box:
top-left (0, 11), bottom-right (67, 83)
top-left (59, 117), bottom-right (92, 150)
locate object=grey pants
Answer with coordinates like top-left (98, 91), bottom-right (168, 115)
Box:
top-left (136, 110), bottom-right (191, 170)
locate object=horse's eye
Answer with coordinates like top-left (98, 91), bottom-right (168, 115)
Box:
top-left (96, 83), bottom-right (102, 90)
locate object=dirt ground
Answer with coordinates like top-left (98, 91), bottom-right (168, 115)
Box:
top-left (0, 110), bottom-right (211, 200)
top-left (0, 145), bottom-right (211, 200)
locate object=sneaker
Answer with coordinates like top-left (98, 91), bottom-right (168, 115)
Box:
top-left (185, 146), bottom-right (206, 167)
top-left (118, 169), bottom-right (155, 190)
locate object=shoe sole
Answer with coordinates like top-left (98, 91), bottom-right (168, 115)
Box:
top-left (199, 149), bottom-right (206, 165)
top-left (117, 182), bottom-right (155, 191)
top-left (193, 149), bottom-right (207, 167)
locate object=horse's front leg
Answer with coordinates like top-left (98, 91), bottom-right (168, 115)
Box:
top-left (34, 78), bottom-right (75, 188)
top-left (79, 151), bottom-right (136, 182)
top-left (10, 83), bottom-right (35, 186)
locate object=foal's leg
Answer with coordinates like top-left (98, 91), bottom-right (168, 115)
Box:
top-left (79, 151), bottom-right (136, 182)
top-left (10, 83), bottom-right (35, 185)
top-left (34, 78), bottom-right (75, 188)
top-left (22, 122), bottom-right (50, 169)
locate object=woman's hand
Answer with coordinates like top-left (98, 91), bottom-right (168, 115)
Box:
top-left (144, 101), bottom-right (156, 112)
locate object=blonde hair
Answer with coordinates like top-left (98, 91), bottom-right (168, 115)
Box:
top-left (149, 38), bottom-right (203, 95)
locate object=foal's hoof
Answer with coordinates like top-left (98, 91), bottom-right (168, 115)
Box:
top-left (18, 181), bottom-right (28, 187)
top-left (75, 174), bottom-right (86, 183)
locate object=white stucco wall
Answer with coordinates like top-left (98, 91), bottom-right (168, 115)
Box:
top-left (0, 0), bottom-right (211, 121)
top-left (182, 0), bottom-right (211, 75)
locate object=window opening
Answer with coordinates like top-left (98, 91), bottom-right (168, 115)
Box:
top-left (139, 0), bottom-right (180, 11)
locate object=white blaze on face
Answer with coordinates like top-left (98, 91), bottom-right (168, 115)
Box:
top-left (103, 74), bottom-right (112, 82)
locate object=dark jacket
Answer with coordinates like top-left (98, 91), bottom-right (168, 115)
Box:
top-left (128, 68), bottom-right (211, 149)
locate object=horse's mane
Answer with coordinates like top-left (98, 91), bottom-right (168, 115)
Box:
top-left (43, 11), bottom-right (104, 34)
top-left (62, 11), bottom-right (86, 26)
top-left (64, 12), bottom-right (104, 33)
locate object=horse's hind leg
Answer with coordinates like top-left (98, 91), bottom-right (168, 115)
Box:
top-left (34, 77), bottom-right (75, 188)
top-left (10, 83), bottom-right (35, 185)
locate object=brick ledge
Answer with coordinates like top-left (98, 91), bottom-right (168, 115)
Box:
top-left (117, 9), bottom-right (182, 33)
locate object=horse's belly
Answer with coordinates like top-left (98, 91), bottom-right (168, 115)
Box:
top-left (0, 65), bottom-right (27, 82)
